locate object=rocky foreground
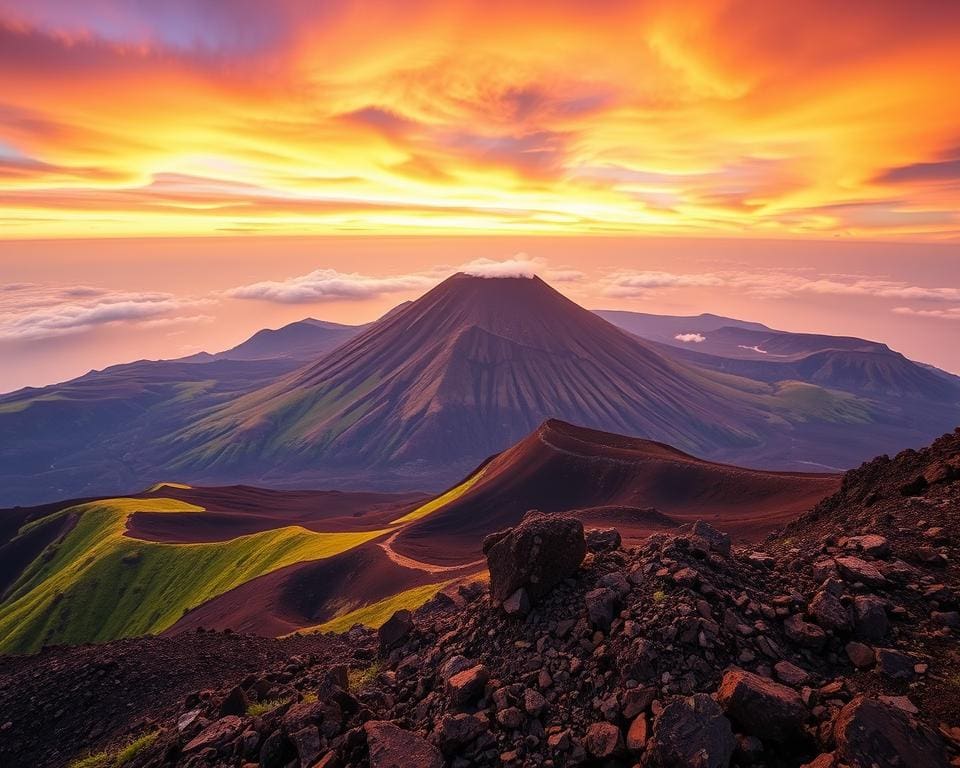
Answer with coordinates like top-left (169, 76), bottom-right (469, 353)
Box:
top-left (3, 430), bottom-right (960, 768)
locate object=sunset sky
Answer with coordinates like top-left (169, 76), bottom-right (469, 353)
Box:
top-left (2, 1), bottom-right (960, 391)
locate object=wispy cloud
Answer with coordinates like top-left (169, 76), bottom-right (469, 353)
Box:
top-left (674, 333), bottom-right (706, 343)
top-left (225, 269), bottom-right (435, 304)
top-left (602, 269), bottom-right (960, 303)
top-left (603, 271), bottom-right (725, 296)
top-left (0, 283), bottom-right (212, 340)
top-left (892, 306), bottom-right (960, 321)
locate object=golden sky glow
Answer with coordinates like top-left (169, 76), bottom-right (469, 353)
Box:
top-left (2, 0), bottom-right (959, 239)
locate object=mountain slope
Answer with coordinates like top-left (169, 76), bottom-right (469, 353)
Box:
top-left (0, 358), bottom-right (303, 506)
top-left (601, 309), bottom-right (960, 400)
top-left (208, 318), bottom-right (364, 362)
top-left (0, 485), bottom-right (425, 653)
top-left (390, 419), bottom-right (840, 564)
top-left (168, 273), bottom-right (960, 485)
top-left (594, 309), bottom-right (770, 343)
top-left (169, 274), bottom-right (780, 480)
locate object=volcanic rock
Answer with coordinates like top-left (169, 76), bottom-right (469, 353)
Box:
top-left (835, 556), bottom-right (887, 587)
top-left (773, 661), bottom-right (810, 686)
top-left (585, 587), bottom-right (618, 630)
top-left (845, 641), bottom-right (875, 669)
top-left (378, 609), bottom-right (414, 650)
top-left (584, 721), bottom-right (623, 758)
top-left (183, 716), bottom-right (243, 753)
top-left (874, 648), bottom-right (915, 681)
top-left (446, 665), bottom-right (490, 707)
top-left (364, 720), bottom-right (443, 768)
top-left (691, 520), bottom-right (732, 556)
top-left (483, 512), bottom-right (585, 605)
top-left (833, 697), bottom-right (948, 768)
top-left (626, 714), bottom-right (648, 754)
top-left (434, 713), bottom-right (488, 754)
top-left (717, 668), bottom-right (807, 743)
top-left (586, 527), bottom-right (622, 552)
top-left (844, 534), bottom-right (890, 558)
top-left (808, 590), bottom-right (853, 632)
top-left (502, 588), bottom-right (530, 616)
top-left (646, 694), bottom-right (735, 768)
top-left (784, 613), bottom-right (827, 650)
top-left (852, 596), bottom-right (889, 641)
top-left (218, 685), bottom-right (248, 717)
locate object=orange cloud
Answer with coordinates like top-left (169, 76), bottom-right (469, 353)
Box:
top-left (0, 1), bottom-right (958, 238)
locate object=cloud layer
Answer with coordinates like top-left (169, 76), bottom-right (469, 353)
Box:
top-left (0, 283), bottom-right (210, 340)
top-left (225, 269), bottom-right (434, 304)
top-left (0, 1), bottom-right (958, 238)
top-left (602, 269), bottom-right (960, 305)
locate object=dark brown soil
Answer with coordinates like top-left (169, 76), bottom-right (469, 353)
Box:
top-left (0, 631), bottom-right (372, 768)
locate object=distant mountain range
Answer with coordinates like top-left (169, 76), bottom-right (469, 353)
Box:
top-left (2, 273), bottom-right (959, 505)
top-left (597, 310), bottom-right (959, 400)
top-left (185, 318), bottom-right (364, 363)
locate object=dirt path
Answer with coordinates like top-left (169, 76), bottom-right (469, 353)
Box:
top-left (378, 528), bottom-right (485, 574)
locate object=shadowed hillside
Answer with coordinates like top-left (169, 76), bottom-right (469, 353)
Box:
top-left (390, 419), bottom-right (839, 564)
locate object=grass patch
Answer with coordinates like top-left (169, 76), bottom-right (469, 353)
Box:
top-left (769, 381), bottom-right (873, 424)
top-left (144, 481), bottom-right (192, 493)
top-left (0, 393), bottom-right (66, 414)
top-left (68, 754), bottom-right (110, 768)
top-left (348, 661), bottom-right (382, 691)
top-left (390, 470), bottom-right (486, 524)
top-left (114, 731), bottom-right (159, 765)
top-left (247, 697), bottom-right (290, 717)
top-left (653, 590), bottom-right (666, 603)
top-left (68, 731), bottom-right (159, 768)
top-left (309, 580), bottom-right (453, 635)
top-left (0, 497), bottom-right (390, 654)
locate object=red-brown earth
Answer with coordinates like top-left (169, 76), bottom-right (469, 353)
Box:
top-left (391, 419), bottom-right (840, 566)
top-left (127, 485), bottom-right (426, 542)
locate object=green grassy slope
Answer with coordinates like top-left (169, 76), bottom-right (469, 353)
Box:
top-left (308, 580), bottom-right (456, 635)
top-left (0, 497), bottom-right (388, 654)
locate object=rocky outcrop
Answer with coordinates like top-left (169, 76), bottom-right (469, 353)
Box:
top-left (482, 511), bottom-right (586, 608)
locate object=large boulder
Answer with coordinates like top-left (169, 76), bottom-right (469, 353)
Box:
top-left (853, 595), bottom-right (889, 641)
top-left (784, 613), bottom-right (827, 650)
top-left (378, 609), bottom-right (414, 650)
top-left (584, 721), bottom-right (624, 758)
top-left (446, 664), bottom-right (490, 707)
top-left (585, 587), bottom-right (618, 631)
top-left (585, 527), bottom-right (622, 552)
top-left (364, 720), bottom-right (443, 768)
top-left (183, 716), bottom-right (243, 753)
top-left (717, 668), bottom-right (807, 743)
top-left (483, 512), bottom-right (586, 604)
top-left (833, 697), bottom-right (948, 768)
top-left (646, 693), bottom-right (735, 768)
top-left (835, 556), bottom-right (887, 587)
top-left (433, 713), bottom-right (488, 754)
top-left (808, 590), bottom-right (853, 633)
top-left (691, 520), bottom-right (731, 556)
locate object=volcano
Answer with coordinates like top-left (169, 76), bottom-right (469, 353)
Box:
top-left (170, 273), bottom-right (773, 480)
